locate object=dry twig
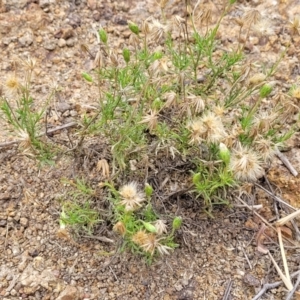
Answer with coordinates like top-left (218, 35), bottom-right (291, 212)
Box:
top-left (222, 279), bottom-right (232, 300)
top-left (252, 270), bottom-right (300, 300)
top-left (286, 269), bottom-right (300, 300)
top-left (0, 121), bottom-right (78, 148)
top-left (254, 183), bottom-right (296, 211)
top-left (277, 227), bottom-right (292, 290)
top-left (275, 148), bottom-right (298, 177)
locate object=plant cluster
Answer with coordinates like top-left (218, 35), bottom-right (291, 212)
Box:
top-left (106, 181), bottom-right (181, 262)
top-left (1, 0), bottom-right (300, 260)
top-left (0, 57), bottom-right (56, 163)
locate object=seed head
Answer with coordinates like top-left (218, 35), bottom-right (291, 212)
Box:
top-left (150, 19), bottom-right (169, 43)
top-left (243, 9), bottom-right (262, 27)
top-left (4, 75), bottom-right (21, 98)
top-left (139, 110), bottom-right (158, 132)
top-left (21, 57), bottom-right (37, 71)
top-left (153, 219), bottom-right (167, 235)
top-left (213, 105), bottom-right (226, 116)
top-left (288, 16), bottom-right (300, 36)
top-left (187, 119), bottom-right (206, 144)
top-left (119, 182), bottom-right (145, 211)
top-left (132, 230), bottom-right (172, 256)
top-left (163, 91), bottom-right (177, 108)
top-left (141, 20), bottom-right (151, 35)
top-left (229, 143), bottom-right (264, 182)
top-left (253, 137), bottom-right (276, 162)
top-left (250, 111), bottom-right (277, 137)
top-left (187, 94), bottom-right (205, 114)
top-left (201, 111), bottom-right (227, 143)
top-left (172, 15), bottom-right (185, 28)
top-left (17, 129), bottom-right (32, 151)
top-left (113, 221), bottom-right (126, 236)
top-left (290, 86), bottom-right (300, 100)
top-left (251, 18), bottom-right (274, 37)
top-left (132, 230), bottom-right (149, 246)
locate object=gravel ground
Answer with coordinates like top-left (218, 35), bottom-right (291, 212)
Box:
top-left (1, 0), bottom-right (300, 299)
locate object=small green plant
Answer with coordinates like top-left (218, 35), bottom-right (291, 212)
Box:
top-left (104, 182), bottom-right (181, 263)
top-left (0, 57), bottom-right (56, 163)
top-left (59, 178), bottom-right (100, 235)
top-left (60, 201), bottom-right (100, 235)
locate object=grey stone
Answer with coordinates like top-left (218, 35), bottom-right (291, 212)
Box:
top-left (58, 38), bottom-right (66, 48)
top-left (19, 32), bottom-right (34, 47)
top-left (4, 0), bottom-right (27, 9)
top-left (43, 40), bottom-right (56, 51)
top-left (39, 0), bottom-right (56, 9)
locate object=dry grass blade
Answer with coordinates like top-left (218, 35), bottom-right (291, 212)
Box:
top-left (275, 210), bottom-right (300, 227)
top-left (277, 227), bottom-right (292, 290)
top-left (275, 148), bottom-right (298, 177)
top-left (268, 251), bottom-right (293, 291)
top-left (222, 279), bottom-right (232, 300)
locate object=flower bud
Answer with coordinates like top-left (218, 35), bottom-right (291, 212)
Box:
top-left (122, 48), bottom-right (130, 64)
top-left (192, 173), bottom-right (201, 185)
top-left (145, 183), bottom-right (153, 198)
top-left (59, 209), bottom-right (67, 229)
top-left (142, 221), bottom-right (157, 233)
top-left (98, 28), bottom-right (108, 44)
top-left (82, 72), bottom-right (93, 83)
top-left (153, 51), bottom-right (163, 60)
top-left (172, 216), bottom-right (182, 230)
top-left (128, 21), bottom-right (140, 35)
top-left (259, 84), bottom-right (272, 98)
top-left (219, 142), bottom-right (230, 165)
top-left (113, 221), bottom-right (126, 236)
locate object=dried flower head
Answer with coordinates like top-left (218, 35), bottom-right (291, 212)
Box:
top-left (250, 111), bottom-right (277, 137)
top-left (253, 137), bottom-right (276, 162)
top-left (150, 19), bottom-right (169, 43)
top-left (201, 111), bottom-right (227, 143)
top-left (213, 105), bottom-right (226, 117)
top-left (288, 16), bottom-right (300, 36)
top-left (172, 15), bottom-right (185, 28)
top-left (141, 20), bottom-right (151, 35)
top-left (139, 110), bottom-right (158, 132)
top-left (96, 159), bottom-right (110, 178)
top-left (163, 91), bottom-right (177, 108)
top-left (17, 129), bottom-right (32, 152)
top-left (290, 86), bottom-right (300, 100)
top-left (119, 182), bottom-right (145, 211)
top-left (229, 143), bottom-right (264, 182)
top-left (113, 221), bottom-right (126, 236)
top-left (197, 8), bottom-right (212, 26)
top-left (153, 219), bottom-right (168, 235)
top-left (149, 57), bottom-right (169, 77)
top-left (132, 231), bottom-right (171, 256)
top-left (248, 73), bottom-right (266, 86)
top-left (187, 119), bottom-right (205, 144)
top-left (243, 9), bottom-right (262, 27)
top-left (187, 94), bottom-right (205, 114)
top-left (21, 57), bottom-right (37, 71)
top-left (3, 75), bottom-right (22, 98)
top-left (109, 50), bottom-right (119, 67)
top-left (132, 230), bottom-right (149, 246)
top-left (251, 18), bottom-right (274, 37)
